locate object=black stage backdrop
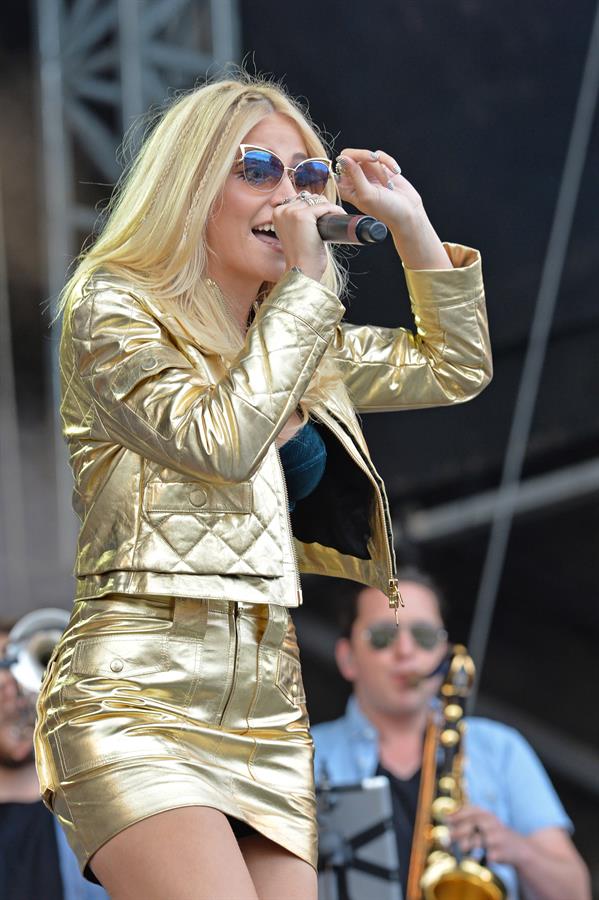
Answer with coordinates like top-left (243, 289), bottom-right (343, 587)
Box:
top-left (242, 0), bottom-right (599, 878)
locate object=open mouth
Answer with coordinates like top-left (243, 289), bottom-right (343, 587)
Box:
top-left (252, 223), bottom-right (281, 246)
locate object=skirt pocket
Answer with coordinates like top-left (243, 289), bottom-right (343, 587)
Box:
top-left (275, 649), bottom-right (306, 707)
top-left (39, 596), bottom-right (207, 782)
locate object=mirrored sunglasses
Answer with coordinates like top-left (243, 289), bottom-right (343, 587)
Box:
top-left (234, 144), bottom-right (333, 195)
top-left (363, 622), bottom-right (448, 651)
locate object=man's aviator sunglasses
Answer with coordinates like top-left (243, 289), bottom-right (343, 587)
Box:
top-left (363, 622), bottom-right (448, 651)
top-left (234, 145), bottom-right (333, 195)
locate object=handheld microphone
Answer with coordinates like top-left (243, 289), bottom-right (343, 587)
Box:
top-left (317, 214), bottom-right (388, 245)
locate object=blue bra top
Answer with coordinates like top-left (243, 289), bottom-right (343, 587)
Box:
top-left (278, 420), bottom-right (327, 512)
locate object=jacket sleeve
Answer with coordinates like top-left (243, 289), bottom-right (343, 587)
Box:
top-left (329, 243), bottom-right (492, 412)
top-left (66, 270), bottom-right (345, 484)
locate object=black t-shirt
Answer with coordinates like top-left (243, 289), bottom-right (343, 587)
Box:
top-left (376, 763), bottom-right (422, 898)
top-left (0, 800), bottom-right (64, 900)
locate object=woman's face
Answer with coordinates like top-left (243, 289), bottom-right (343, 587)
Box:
top-left (205, 112), bottom-right (311, 308)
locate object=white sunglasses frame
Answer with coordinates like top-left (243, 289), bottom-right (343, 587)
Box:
top-left (235, 144), bottom-right (333, 193)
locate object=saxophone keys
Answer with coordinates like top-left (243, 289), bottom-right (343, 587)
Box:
top-left (430, 824), bottom-right (452, 849)
top-left (444, 703), bottom-right (462, 722)
top-left (440, 727), bottom-right (460, 748)
top-left (438, 775), bottom-right (457, 793)
top-left (431, 796), bottom-right (459, 820)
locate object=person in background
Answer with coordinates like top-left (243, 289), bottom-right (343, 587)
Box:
top-left (311, 571), bottom-right (591, 900)
top-left (0, 624), bottom-right (108, 900)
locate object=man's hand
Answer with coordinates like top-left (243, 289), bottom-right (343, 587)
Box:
top-left (448, 804), bottom-right (526, 865)
top-left (448, 805), bottom-right (591, 900)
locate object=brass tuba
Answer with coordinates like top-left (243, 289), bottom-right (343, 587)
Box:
top-left (406, 645), bottom-right (507, 900)
top-left (1, 608), bottom-right (69, 694)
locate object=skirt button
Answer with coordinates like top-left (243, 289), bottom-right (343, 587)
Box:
top-left (110, 658), bottom-right (124, 673)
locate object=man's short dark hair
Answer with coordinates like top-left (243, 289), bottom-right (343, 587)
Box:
top-left (332, 568), bottom-right (447, 638)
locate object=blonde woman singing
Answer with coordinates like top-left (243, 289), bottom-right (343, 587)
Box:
top-left (35, 75), bottom-right (492, 900)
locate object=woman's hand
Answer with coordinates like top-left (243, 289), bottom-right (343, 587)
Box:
top-left (335, 149), bottom-right (452, 270)
top-left (272, 194), bottom-right (346, 283)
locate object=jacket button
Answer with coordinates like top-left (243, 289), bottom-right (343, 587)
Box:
top-left (189, 488), bottom-right (207, 507)
top-left (110, 658), bottom-right (124, 673)
top-left (141, 357), bottom-right (158, 371)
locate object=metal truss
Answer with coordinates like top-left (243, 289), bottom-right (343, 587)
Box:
top-left (34, 0), bottom-right (240, 563)
top-left (0, 183), bottom-right (29, 605)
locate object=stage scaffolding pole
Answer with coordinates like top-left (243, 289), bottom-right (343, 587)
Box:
top-left (467, 0), bottom-right (599, 709)
top-left (0, 180), bottom-right (29, 609)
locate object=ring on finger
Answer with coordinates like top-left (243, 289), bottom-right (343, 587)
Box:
top-left (386, 167), bottom-right (403, 190)
top-left (300, 192), bottom-right (322, 207)
top-left (472, 824), bottom-right (485, 844)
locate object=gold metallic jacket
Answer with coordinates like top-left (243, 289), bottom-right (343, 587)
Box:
top-left (60, 243), bottom-right (491, 608)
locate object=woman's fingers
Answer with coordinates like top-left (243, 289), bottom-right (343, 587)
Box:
top-left (338, 148), bottom-right (402, 178)
top-left (271, 193), bottom-right (346, 281)
top-left (335, 153), bottom-right (404, 203)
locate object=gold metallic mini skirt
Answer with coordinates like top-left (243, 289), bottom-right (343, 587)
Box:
top-left (34, 594), bottom-right (315, 879)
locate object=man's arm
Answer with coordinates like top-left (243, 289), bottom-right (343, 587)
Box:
top-left (515, 825), bottom-right (590, 900)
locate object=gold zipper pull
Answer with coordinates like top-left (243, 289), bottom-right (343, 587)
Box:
top-left (388, 578), bottom-right (403, 625)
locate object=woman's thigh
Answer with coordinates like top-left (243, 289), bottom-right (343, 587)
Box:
top-left (240, 834), bottom-right (318, 900)
top-left (90, 806), bottom-right (260, 900)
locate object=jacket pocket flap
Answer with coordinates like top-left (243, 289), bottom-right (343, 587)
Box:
top-left (71, 635), bottom-right (168, 677)
top-left (111, 346), bottom-right (193, 401)
top-left (144, 480), bottom-right (253, 514)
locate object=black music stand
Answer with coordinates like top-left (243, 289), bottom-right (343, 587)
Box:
top-left (317, 775), bottom-right (403, 900)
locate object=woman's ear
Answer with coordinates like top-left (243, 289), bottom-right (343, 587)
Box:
top-left (335, 637), bottom-right (358, 683)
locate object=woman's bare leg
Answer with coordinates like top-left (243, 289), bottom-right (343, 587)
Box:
top-left (240, 834), bottom-right (318, 900)
top-left (89, 806), bottom-right (260, 900)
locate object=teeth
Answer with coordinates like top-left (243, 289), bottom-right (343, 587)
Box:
top-left (253, 224), bottom-right (277, 236)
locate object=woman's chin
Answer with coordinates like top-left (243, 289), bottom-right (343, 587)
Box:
top-left (257, 258), bottom-right (287, 285)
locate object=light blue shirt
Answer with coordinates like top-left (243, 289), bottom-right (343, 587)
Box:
top-left (312, 696), bottom-right (573, 900)
top-left (53, 819), bottom-right (108, 900)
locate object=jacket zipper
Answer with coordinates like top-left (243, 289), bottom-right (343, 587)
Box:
top-left (275, 446), bottom-right (303, 606)
top-left (314, 409), bottom-right (402, 617)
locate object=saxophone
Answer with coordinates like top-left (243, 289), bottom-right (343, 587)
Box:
top-left (406, 645), bottom-right (507, 900)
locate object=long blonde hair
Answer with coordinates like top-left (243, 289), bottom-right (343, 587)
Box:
top-left (60, 73), bottom-right (353, 415)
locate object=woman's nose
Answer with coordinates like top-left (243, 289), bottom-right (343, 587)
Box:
top-left (270, 170), bottom-right (297, 205)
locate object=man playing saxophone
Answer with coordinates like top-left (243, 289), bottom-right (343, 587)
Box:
top-left (311, 571), bottom-right (591, 900)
